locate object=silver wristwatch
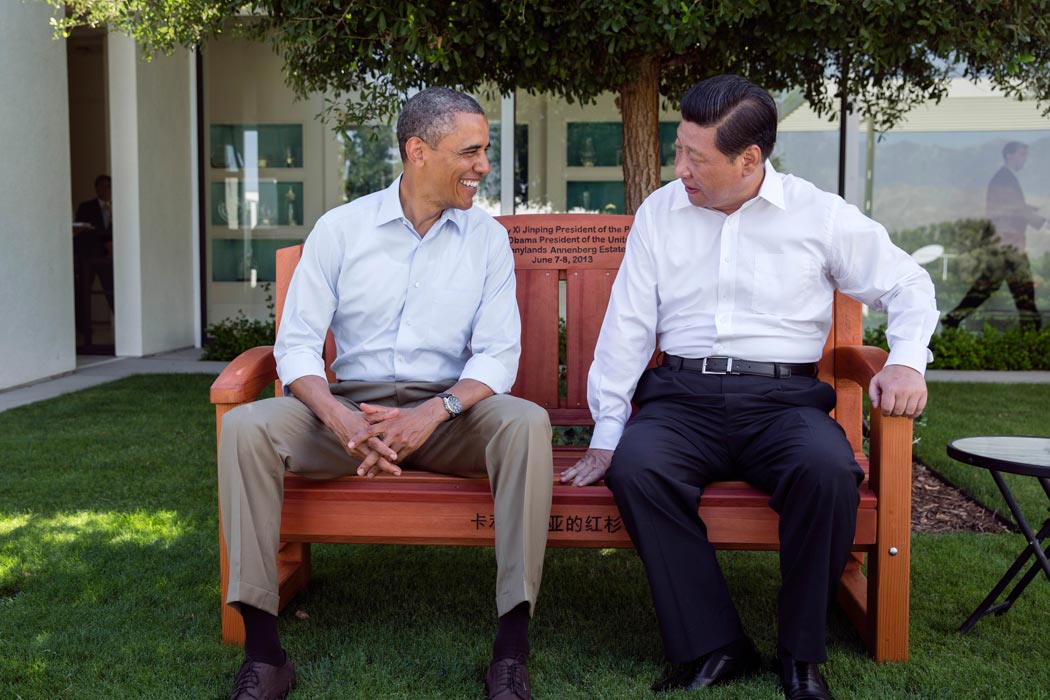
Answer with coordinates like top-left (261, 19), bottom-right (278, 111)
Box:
top-left (436, 392), bottom-right (462, 418)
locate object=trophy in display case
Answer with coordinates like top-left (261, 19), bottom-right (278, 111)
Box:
top-left (285, 186), bottom-right (297, 225)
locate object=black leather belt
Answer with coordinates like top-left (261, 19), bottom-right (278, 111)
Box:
top-left (662, 354), bottom-right (819, 378)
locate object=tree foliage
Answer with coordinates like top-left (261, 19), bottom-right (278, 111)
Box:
top-left (51, 0), bottom-right (1050, 211)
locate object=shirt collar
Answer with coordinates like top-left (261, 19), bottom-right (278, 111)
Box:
top-left (376, 174), bottom-right (466, 235)
top-left (376, 175), bottom-right (407, 227)
top-left (669, 159), bottom-right (786, 213)
top-left (754, 160), bottom-right (786, 210)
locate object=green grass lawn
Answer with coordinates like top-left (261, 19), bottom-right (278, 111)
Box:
top-left (0, 375), bottom-right (1048, 698)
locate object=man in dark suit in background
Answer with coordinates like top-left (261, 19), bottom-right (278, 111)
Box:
top-left (73, 174), bottom-right (114, 331)
top-left (75, 173), bottom-right (112, 239)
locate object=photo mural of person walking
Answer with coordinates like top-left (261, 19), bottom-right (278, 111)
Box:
top-left (943, 142), bottom-right (1045, 331)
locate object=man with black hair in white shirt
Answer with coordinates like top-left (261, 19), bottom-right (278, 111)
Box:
top-left (561, 75), bottom-right (938, 700)
top-left (218, 87), bottom-right (552, 700)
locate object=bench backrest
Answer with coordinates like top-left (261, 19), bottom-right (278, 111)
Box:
top-left (274, 213), bottom-right (865, 454)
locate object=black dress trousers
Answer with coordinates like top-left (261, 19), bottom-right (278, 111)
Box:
top-left (604, 365), bottom-right (863, 664)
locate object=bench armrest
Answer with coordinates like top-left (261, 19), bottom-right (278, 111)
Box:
top-left (834, 343), bottom-right (913, 515)
top-left (209, 346), bottom-right (278, 406)
top-left (832, 344), bottom-right (889, 388)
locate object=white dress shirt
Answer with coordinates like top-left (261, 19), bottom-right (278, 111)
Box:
top-left (275, 176), bottom-right (520, 394)
top-left (588, 162), bottom-right (939, 450)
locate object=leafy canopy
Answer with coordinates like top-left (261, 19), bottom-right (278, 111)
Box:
top-left (51, 1), bottom-right (1050, 132)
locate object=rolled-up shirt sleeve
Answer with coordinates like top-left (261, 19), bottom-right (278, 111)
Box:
top-left (274, 218), bottom-right (341, 389)
top-left (829, 200), bottom-right (939, 375)
top-left (588, 205), bottom-right (660, 450)
top-left (460, 225), bottom-right (520, 394)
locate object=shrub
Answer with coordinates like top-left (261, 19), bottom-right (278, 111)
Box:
top-left (552, 425), bottom-right (593, 446)
top-left (201, 312), bottom-right (275, 361)
top-left (202, 284), bottom-right (276, 361)
top-left (929, 327), bottom-right (985, 370)
top-left (866, 323), bottom-right (1050, 370)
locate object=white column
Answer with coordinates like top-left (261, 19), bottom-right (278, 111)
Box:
top-left (108, 34), bottom-right (197, 356)
top-left (108, 32), bottom-right (143, 356)
top-left (189, 50), bottom-right (202, 347)
top-left (0, 2), bottom-right (76, 389)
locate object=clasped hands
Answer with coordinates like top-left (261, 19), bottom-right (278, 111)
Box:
top-left (338, 402), bottom-right (443, 478)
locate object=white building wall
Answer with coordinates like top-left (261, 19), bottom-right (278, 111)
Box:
top-left (0, 2), bottom-right (76, 390)
top-left (109, 34), bottom-right (196, 356)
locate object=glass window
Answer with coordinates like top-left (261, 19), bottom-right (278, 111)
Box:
top-left (203, 40), bottom-right (505, 328)
top-left (337, 91), bottom-right (503, 214)
top-left (514, 89), bottom-right (841, 215)
top-left (873, 128), bottom-right (1050, 332)
top-left (513, 90), bottom-right (681, 214)
top-left (202, 44), bottom-right (1049, 336)
top-left (203, 37), bottom-right (325, 326)
top-left (339, 125), bottom-right (402, 203)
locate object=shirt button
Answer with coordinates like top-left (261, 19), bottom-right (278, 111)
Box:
top-left (414, 282), bottom-right (421, 288)
top-left (715, 344), bottom-right (725, 353)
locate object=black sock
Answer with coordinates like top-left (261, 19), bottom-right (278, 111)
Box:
top-left (240, 604), bottom-right (285, 666)
top-left (492, 602), bottom-right (531, 662)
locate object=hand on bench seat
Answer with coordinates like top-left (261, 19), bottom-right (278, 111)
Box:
top-left (561, 448), bottom-right (614, 486)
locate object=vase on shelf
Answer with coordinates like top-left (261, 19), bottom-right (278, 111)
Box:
top-left (580, 137), bottom-right (597, 167)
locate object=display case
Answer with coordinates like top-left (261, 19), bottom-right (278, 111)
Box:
top-left (211, 237), bottom-right (304, 283)
top-left (209, 124), bottom-right (303, 170)
top-left (566, 121), bottom-right (679, 168)
top-left (207, 123), bottom-right (308, 286)
top-left (561, 121), bottom-right (679, 213)
top-left (209, 180), bottom-right (304, 227)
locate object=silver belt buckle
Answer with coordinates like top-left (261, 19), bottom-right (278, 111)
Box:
top-left (701, 357), bottom-right (732, 374)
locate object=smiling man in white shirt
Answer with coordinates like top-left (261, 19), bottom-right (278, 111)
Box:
top-left (218, 87), bottom-right (552, 700)
top-left (560, 75), bottom-right (938, 700)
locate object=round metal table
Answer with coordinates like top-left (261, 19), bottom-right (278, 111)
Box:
top-left (946, 436), bottom-right (1050, 633)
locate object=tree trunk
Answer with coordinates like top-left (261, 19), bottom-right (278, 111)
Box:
top-left (619, 57), bottom-right (661, 214)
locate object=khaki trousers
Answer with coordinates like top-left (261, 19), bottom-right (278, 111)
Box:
top-left (218, 381), bottom-right (553, 618)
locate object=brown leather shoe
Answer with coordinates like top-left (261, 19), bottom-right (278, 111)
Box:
top-left (485, 657), bottom-right (532, 700)
top-left (652, 637), bottom-right (761, 692)
top-left (230, 655), bottom-right (297, 700)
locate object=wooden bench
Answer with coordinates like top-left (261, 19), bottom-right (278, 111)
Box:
top-left (210, 213), bottom-right (914, 662)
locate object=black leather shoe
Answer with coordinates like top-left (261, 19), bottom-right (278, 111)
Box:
top-left (652, 638), bottom-right (761, 693)
top-left (485, 656), bottom-right (532, 700)
top-left (229, 655), bottom-right (296, 699)
top-left (778, 655), bottom-right (832, 700)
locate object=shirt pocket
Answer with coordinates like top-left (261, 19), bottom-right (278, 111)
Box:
top-left (750, 253), bottom-right (812, 316)
top-left (428, 287), bottom-right (481, 353)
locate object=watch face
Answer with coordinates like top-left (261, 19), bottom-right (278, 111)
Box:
top-left (442, 393), bottom-right (462, 416)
